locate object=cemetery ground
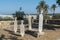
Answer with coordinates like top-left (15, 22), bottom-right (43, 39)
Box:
top-left (0, 23), bottom-right (60, 40)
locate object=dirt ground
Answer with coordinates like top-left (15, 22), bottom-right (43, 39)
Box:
top-left (0, 25), bottom-right (60, 40)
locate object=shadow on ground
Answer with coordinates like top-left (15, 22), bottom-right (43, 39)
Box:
top-left (25, 30), bottom-right (37, 37)
top-left (4, 29), bottom-right (21, 37)
top-left (4, 29), bottom-right (37, 38)
top-left (0, 34), bottom-right (21, 40)
top-left (43, 24), bottom-right (60, 30)
top-left (3, 23), bottom-right (60, 38)
top-left (0, 34), bottom-right (5, 40)
top-left (43, 25), bottom-right (55, 30)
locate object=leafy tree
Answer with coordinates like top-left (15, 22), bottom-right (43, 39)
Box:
top-left (13, 7), bottom-right (25, 20)
top-left (51, 4), bottom-right (56, 17)
top-left (13, 11), bottom-right (25, 20)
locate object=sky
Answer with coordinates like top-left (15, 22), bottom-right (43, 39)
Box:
top-left (0, 0), bottom-right (60, 14)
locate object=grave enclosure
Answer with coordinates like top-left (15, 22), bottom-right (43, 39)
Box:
top-left (14, 11), bottom-right (44, 37)
top-left (0, 11), bottom-right (44, 37)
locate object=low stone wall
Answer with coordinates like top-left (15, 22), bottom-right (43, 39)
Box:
top-left (47, 19), bottom-right (60, 25)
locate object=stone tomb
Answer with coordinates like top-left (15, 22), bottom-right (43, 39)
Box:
top-left (14, 13), bottom-right (44, 37)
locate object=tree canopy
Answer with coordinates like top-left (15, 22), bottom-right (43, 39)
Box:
top-left (56, 0), bottom-right (60, 6)
top-left (51, 4), bottom-right (56, 11)
top-left (36, 0), bottom-right (49, 14)
top-left (13, 7), bottom-right (25, 20)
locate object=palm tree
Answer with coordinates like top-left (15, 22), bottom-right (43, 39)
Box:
top-left (36, 0), bottom-right (48, 14)
top-left (44, 4), bottom-right (49, 14)
top-left (36, 0), bottom-right (49, 23)
top-left (44, 4), bottom-right (49, 23)
top-left (36, 1), bottom-right (46, 19)
top-left (51, 4), bottom-right (56, 17)
top-left (43, 4), bottom-right (49, 19)
top-left (36, 1), bottom-right (45, 14)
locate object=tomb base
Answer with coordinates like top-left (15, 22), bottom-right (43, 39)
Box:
top-left (37, 32), bottom-right (44, 37)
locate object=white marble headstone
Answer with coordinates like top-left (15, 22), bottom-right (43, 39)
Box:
top-left (14, 17), bottom-right (17, 33)
top-left (39, 14), bottom-right (43, 33)
top-left (28, 15), bottom-right (32, 30)
top-left (20, 20), bottom-right (25, 37)
top-left (38, 13), bottom-right (44, 35)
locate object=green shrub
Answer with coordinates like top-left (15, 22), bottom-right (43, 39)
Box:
top-left (0, 17), bottom-right (13, 21)
top-left (0, 17), bottom-right (3, 21)
top-left (52, 15), bottom-right (60, 19)
top-left (13, 11), bottom-right (25, 20)
top-left (43, 14), bottom-right (50, 20)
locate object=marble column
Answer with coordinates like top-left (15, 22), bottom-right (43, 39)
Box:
top-left (14, 17), bottom-right (17, 33)
top-left (28, 15), bottom-right (32, 30)
top-left (20, 20), bottom-right (25, 37)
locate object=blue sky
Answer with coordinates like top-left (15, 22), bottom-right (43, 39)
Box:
top-left (0, 0), bottom-right (60, 14)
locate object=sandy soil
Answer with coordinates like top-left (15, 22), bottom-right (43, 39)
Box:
top-left (0, 25), bottom-right (60, 40)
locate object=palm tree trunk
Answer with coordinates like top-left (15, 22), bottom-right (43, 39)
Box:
top-left (53, 10), bottom-right (55, 18)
